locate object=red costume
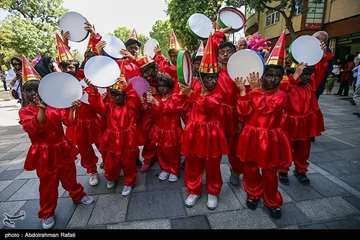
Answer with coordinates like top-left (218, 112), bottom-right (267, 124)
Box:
top-left (148, 93), bottom-right (183, 175)
top-left (19, 105), bottom-right (85, 219)
top-left (280, 67), bottom-right (326, 174)
top-left (236, 89), bottom-right (292, 208)
top-left (86, 85), bottom-right (142, 186)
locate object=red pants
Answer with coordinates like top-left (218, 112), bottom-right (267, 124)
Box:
top-left (157, 145), bottom-right (181, 175)
top-left (281, 139), bottom-right (311, 174)
top-left (36, 163), bottom-right (86, 219)
top-left (104, 149), bottom-right (138, 186)
top-left (243, 162), bottom-right (283, 208)
top-left (142, 141), bottom-right (157, 166)
top-left (184, 155), bottom-right (222, 196)
top-left (77, 141), bottom-right (99, 174)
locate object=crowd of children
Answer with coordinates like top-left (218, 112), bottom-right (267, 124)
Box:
top-left (15, 21), bottom-right (332, 229)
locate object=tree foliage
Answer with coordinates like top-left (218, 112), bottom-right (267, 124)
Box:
top-left (166, 0), bottom-right (240, 51)
top-left (0, 0), bottom-right (66, 68)
top-left (150, 20), bottom-right (172, 58)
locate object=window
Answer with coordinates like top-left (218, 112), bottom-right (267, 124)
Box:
top-left (265, 10), bottom-right (280, 26)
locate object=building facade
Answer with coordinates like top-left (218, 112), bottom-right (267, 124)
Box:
top-left (245, 0), bottom-right (360, 62)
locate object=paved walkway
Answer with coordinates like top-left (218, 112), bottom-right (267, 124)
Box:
top-left (0, 87), bottom-right (360, 229)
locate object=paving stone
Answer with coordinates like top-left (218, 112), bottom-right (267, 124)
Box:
top-left (11, 200), bottom-right (41, 229)
top-left (296, 197), bottom-right (360, 221)
top-left (0, 179), bottom-right (27, 202)
top-left (281, 176), bottom-right (322, 201)
top-left (300, 223), bottom-right (328, 229)
top-left (318, 159), bottom-right (360, 177)
top-left (107, 219), bottom-right (171, 229)
top-left (0, 180), bottom-right (12, 193)
top-left (307, 173), bottom-right (351, 197)
top-left (229, 184), bottom-right (247, 206)
top-left (14, 170), bottom-right (37, 180)
top-left (339, 174), bottom-right (360, 192)
top-left (127, 190), bottom-right (185, 221)
top-left (220, 164), bottom-right (231, 183)
top-left (281, 225), bottom-right (300, 229)
top-left (183, 183), bottom-right (242, 216)
top-left (271, 203), bottom-right (312, 228)
top-left (9, 179), bottom-right (65, 201)
top-left (4, 161), bottom-right (25, 170)
top-left (67, 196), bottom-right (98, 228)
top-left (88, 194), bottom-right (128, 225)
top-left (145, 169), bottom-right (184, 191)
top-left (0, 201), bottom-right (26, 228)
top-left (0, 151), bottom-right (24, 161)
top-left (324, 218), bottom-right (360, 229)
top-left (343, 196), bottom-right (360, 211)
top-left (208, 208), bottom-right (276, 229)
top-left (0, 169), bottom-right (22, 180)
top-left (221, 155), bottom-right (228, 164)
top-left (171, 215), bottom-right (210, 229)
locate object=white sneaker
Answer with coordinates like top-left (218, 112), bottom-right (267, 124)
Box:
top-left (88, 173), bottom-right (99, 186)
top-left (121, 185), bottom-right (132, 196)
top-left (185, 194), bottom-right (200, 208)
top-left (106, 181), bottom-right (115, 189)
top-left (168, 173), bottom-right (178, 182)
top-left (41, 216), bottom-right (55, 229)
top-left (207, 194), bottom-right (218, 210)
top-left (79, 195), bottom-right (94, 205)
top-left (158, 171), bottom-right (169, 181)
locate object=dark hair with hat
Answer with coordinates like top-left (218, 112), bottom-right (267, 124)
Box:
top-left (125, 38), bottom-right (141, 48)
top-left (264, 64), bottom-right (284, 76)
top-left (157, 73), bottom-right (174, 89)
top-left (218, 41), bottom-right (236, 52)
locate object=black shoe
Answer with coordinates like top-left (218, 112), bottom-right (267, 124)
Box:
top-left (136, 158), bottom-right (143, 167)
top-left (267, 206), bottom-right (282, 219)
top-left (100, 161), bottom-right (104, 169)
top-left (294, 170), bottom-right (310, 185)
top-left (353, 112), bottom-right (360, 116)
top-left (311, 137), bottom-right (315, 142)
top-left (279, 172), bottom-right (289, 185)
top-left (246, 198), bottom-right (259, 210)
top-left (350, 100), bottom-right (356, 105)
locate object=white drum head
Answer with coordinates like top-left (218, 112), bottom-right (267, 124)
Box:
top-left (219, 8), bottom-right (245, 30)
top-left (39, 72), bottom-right (83, 109)
top-left (227, 49), bottom-right (264, 82)
top-left (144, 38), bottom-right (160, 58)
top-left (103, 34), bottom-right (126, 59)
top-left (84, 56), bottom-right (121, 88)
top-left (187, 13), bottom-right (214, 39)
top-left (290, 35), bottom-right (323, 66)
top-left (59, 12), bottom-right (89, 42)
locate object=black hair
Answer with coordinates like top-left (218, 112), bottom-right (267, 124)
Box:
top-left (23, 80), bottom-right (40, 92)
top-left (10, 57), bottom-right (21, 65)
top-left (264, 64), bottom-right (285, 76)
top-left (218, 41), bottom-right (236, 52)
top-left (34, 55), bottom-right (54, 77)
top-left (192, 55), bottom-right (202, 63)
top-left (157, 73), bottom-right (174, 89)
top-left (125, 39), bottom-right (141, 48)
top-left (59, 60), bottom-right (80, 71)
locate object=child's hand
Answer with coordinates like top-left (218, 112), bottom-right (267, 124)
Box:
top-left (179, 83), bottom-right (191, 96)
top-left (84, 22), bottom-right (96, 36)
top-left (95, 40), bottom-right (107, 54)
top-left (235, 77), bottom-right (246, 96)
top-left (248, 72), bottom-right (260, 89)
top-left (120, 49), bottom-right (135, 61)
top-left (293, 63), bottom-right (307, 80)
top-left (146, 92), bottom-right (159, 106)
top-left (117, 75), bottom-right (127, 90)
top-left (61, 30), bottom-right (70, 42)
top-left (33, 95), bottom-right (46, 109)
top-left (320, 41), bottom-right (327, 52)
top-left (71, 100), bottom-right (81, 109)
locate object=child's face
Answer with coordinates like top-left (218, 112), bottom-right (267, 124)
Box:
top-left (157, 84), bottom-right (171, 96)
top-left (262, 68), bottom-right (283, 90)
top-left (218, 46), bottom-right (236, 65)
top-left (193, 59), bottom-right (201, 72)
top-left (141, 65), bottom-right (157, 85)
top-left (299, 67), bottom-right (314, 86)
top-left (202, 74), bottom-right (217, 91)
top-left (110, 89), bottom-right (126, 105)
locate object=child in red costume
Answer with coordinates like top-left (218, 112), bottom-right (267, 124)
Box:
top-left (181, 34), bottom-right (229, 210)
top-left (279, 62), bottom-right (326, 185)
top-left (19, 80), bottom-right (93, 229)
top-left (235, 67), bottom-right (292, 219)
top-left (86, 77), bottom-right (143, 196)
top-left (146, 74), bottom-right (183, 182)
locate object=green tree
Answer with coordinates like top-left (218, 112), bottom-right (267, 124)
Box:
top-left (150, 20), bottom-right (172, 58)
top-left (232, 0), bottom-right (310, 40)
top-left (0, 0), bottom-right (66, 67)
top-left (113, 26), bottom-right (148, 50)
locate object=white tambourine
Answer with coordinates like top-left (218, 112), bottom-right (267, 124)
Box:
top-left (144, 38), bottom-right (160, 58)
top-left (187, 13), bottom-right (214, 39)
top-left (290, 35), bottom-right (324, 66)
top-left (102, 34), bottom-right (126, 59)
top-left (38, 72), bottom-right (83, 109)
top-left (59, 12), bottom-right (89, 42)
top-left (84, 56), bottom-right (121, 88)
top-left (227, 49), bottom-right (264, 83)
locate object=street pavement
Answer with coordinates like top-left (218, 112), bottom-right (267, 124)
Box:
top-left (0, 84), bottom-right (360, 229)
